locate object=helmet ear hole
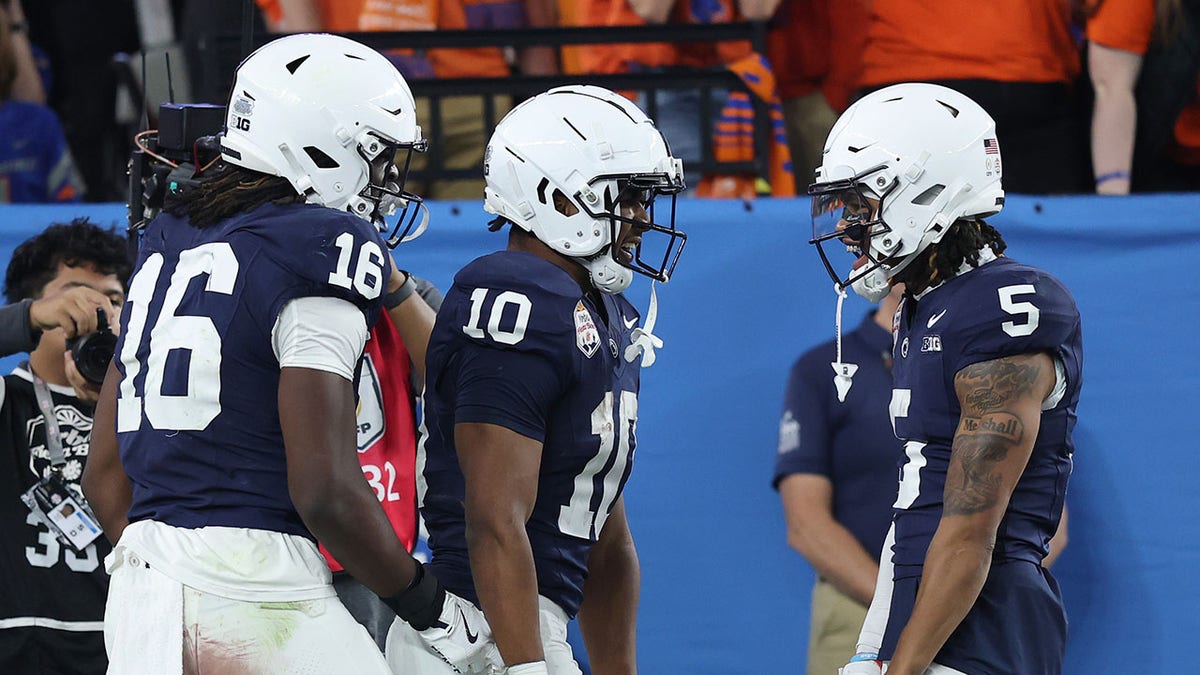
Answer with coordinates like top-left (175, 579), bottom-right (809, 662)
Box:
top-left (304, 147), bottom-right (339, 169)
top-left (551, 189), bottom-right (579, 217)
top-left (912, 184), bottom-right (945, 205)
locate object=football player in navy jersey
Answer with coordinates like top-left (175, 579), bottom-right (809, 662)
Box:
top-left (386, 85), bottom-right (686, 675)
top-left (806, 83), bottom-right (1082, 675)
top-left (81, 33), bottom-right (492, 674)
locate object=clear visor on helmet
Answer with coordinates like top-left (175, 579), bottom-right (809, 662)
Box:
top-left (807, 165), bottom-right (896, 290)
top-left (809, 182), bottom-right (878, 248)
top-left (581, 171), bottom-right (687, 283)
top-left (359, 134), bottom-right (429, 248)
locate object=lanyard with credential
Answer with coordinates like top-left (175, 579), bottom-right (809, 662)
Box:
top-left (25, 361), bottom-right (69, 470)
top-left (21, 361), bottom-right (104, 552)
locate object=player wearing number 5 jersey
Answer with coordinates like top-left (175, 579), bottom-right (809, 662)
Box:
top-left (82, 33), bottom-right (494, 674)
top-left (387, 85), bottom-right (686, 675)
top-left (807, 83), bottom-right (1082, 675)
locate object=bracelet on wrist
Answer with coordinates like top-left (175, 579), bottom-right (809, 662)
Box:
top-left (1094, 170), bottom-right (1130, 187)
top-left (383, 272), bottom-right (417, 310)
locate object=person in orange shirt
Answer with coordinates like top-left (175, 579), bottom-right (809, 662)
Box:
top-left (1088, 0), bottom-right (1200, 193)
top-left (854, 0), bottom-right (1090, 194)
top-left (767, 0), bottom-right (869, 182)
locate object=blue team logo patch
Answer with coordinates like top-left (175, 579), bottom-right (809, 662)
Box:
top-left (574, 301), bottom-right (600, 358)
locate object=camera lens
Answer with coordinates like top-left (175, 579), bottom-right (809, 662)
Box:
top-left (69, 332), bottom-right (118, 385)
top-left (65, 307), bottom-right (117, 386)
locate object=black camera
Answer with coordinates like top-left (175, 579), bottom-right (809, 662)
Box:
top-left (66, 308), bottom-right (118, 386)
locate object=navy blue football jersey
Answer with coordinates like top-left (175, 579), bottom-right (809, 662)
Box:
top-left (421, 251), bottom-right (642, 617)
top-left (114, 202), bottom-right (387, 537)
top-left (880, 256), bottom-right (1082, 672)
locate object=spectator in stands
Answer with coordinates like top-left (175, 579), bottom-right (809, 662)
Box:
top-left (853, 0), bottom-right (1091, 194)
top-left (258, 0), bottom-right (554, 200)
top-left (0, 4), bottom-right (84, 203)
top-left (1088, 0), bottom-right (1200, 193)
top-left (0, 218), bottom-right (130, 674)
top-left (559, 0), bottom-right (790, 196)
top-left (767, 0), bottom-right (869, 182)
top-left (2, 0), bottom-right (42, 102)
top-left (17, 0), bottom-right (140, 201)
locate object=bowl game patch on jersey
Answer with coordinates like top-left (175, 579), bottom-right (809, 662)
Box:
top-left (574, 301), bottom-right (600, 358)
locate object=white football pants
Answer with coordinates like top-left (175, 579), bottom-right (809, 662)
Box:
top-left (103, 547), bottom-right (390, 674)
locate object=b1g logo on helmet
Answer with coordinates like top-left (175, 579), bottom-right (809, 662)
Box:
top-left (483, 144), bottom-right (493, 177)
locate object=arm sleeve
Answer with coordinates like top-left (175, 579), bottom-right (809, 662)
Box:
top-left (772, 355), bottom-right (834, 489)
top-left (452, 343), bottom-right (568, 442)
top-left (0, 299), bottom-right (40, 356)
top-left (271, 296), bottom-right (368, 381)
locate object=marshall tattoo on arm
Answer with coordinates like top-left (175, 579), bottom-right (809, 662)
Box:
top-left (946, 355), bottom-right (1046, 516)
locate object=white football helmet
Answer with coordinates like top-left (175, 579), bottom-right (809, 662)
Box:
top-left (220, 33), bottom-right (428, 245)
top-left (483, 85), bottom-right (686, 294)
top-left (808, 82), bottom-right (1005, 290)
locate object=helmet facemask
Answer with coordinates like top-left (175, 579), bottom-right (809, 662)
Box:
top-left (352, 133), bottom-right (429, 247)
top-left (576, 170), bottom-right (686, 293)
top-left (808, 163), bottom-right (902, 293)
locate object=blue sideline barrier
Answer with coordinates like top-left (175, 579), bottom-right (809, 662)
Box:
top-left (1, 195), bottom-right (1196, 673)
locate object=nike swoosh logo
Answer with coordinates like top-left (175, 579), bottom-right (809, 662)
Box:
top-left (624, 316), bottom-right (638, 329)
top-left (458, 607), bottom-right (478, 643)
top-left (927, 310), bottom-right (948, 328)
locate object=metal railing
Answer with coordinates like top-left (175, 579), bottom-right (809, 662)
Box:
top-left (151, 21), bottom-right (775, 186)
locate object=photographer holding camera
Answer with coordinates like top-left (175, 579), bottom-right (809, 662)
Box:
top-left (0, 217), bottom-right (130, 674)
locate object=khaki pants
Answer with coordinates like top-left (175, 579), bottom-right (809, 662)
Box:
top-left (782, 91), bottom-right (839, 185)
top-left (807, 578), bottom-right (869, 675)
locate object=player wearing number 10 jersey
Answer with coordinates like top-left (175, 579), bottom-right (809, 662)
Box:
top-left (807, 84), bottom-right (1082, 675)
top-left (82, 33), bottom-right (493, 674)
top-left (386, 86), bottom-right (686, 675)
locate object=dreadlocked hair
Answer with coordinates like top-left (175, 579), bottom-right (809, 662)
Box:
top-left (165, 162), bottom-right (305, 227)
top-left (903, 218), bottom-right (1007, 290)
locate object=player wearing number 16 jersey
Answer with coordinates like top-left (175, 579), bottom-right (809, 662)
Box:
top-left (386, 86), bottom-right (687, 675)
top-left (82, 33), bottom-right (493, 674)
top-left (807, 83), bottom-right (1082, 675)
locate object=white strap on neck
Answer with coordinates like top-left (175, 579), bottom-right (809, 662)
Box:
top-left (831, 284), bottom-right (858, 402)
top-left (624, 281), bottom-right (663, 367)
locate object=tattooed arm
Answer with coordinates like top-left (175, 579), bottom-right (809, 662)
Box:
top-left (885, 352), bottom-right (1056, 675)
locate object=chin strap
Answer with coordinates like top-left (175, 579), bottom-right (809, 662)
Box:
top-left (831, 283), bottom-right (859, 403)
top-left (624, 281), bottom-right (663, 367)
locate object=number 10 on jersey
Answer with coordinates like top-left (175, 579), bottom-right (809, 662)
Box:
top-left (559, 390), bottom-right (637, 540)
